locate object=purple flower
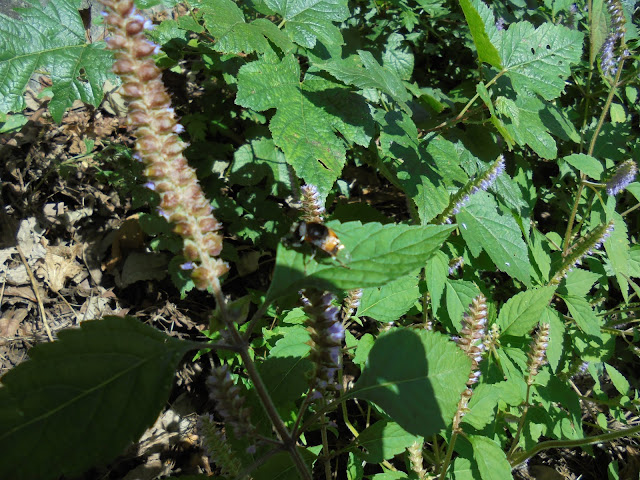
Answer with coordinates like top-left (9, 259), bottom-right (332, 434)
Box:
top-left (606, 159), bottom-right (637, 196)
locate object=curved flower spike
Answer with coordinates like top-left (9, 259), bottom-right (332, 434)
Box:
top-left (100, 0), bottom-right (228, 290)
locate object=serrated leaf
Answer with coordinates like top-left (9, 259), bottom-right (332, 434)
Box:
top-left (200, 0), bottom-right (290, 54)
top-left (264, 0), bottom-right (349, 48)
top-left (0, 0), bottom-right (115, 121)
top-left (445, 280), bottom-right (481, 332)
top-left (382, 33), bottom-right (414, 81)
top-left (353, 421), bottom-right (417, 463)
top-left (316, 51), bottom-right (411, 109)
top-left (377, 113), bottom-right (450, 223)
top-left (502, 95), bottom-right (557, 159)
top-left (463, 383), bottom-right (504, 429)
top-left (351, 329), bottom-right (470, 437)
top-left (604, 211), bottom-right (630, 303)
top-left (469, 435), bottom-right (513, 480)
top-left (561, 294), bottom-right (601, 337)
top-left (457, 192), bottom-right (530, 285)
top-left (0, 317), bottom-right (194, 480)
top-left (236, 53), bottom-right (373, 195)
top-left (353, 333), bottom-right (375, 368)
top-left (378, 120), bottom-right (469, 224)
top-left (269, 325), bottom-right (311, 357)
top-left (498, 21), bottom-right (584, 101)
top-left (562, 268), bottom-right (601, 297)
top-left (543, 307), bottom-right (565, 373)
top-left (459, 0), bottom-right (502, 68)
top-left (498, 286), bottom-right (556, 336)
top-left (357, 272), bottom-right (420, 322)
top-left (605, 363), bottom-right (630, 396)
top-left (425, 250), bottom-right (449, 314)
top-left (266, 222), bottom-right (455, 300)
top-left (562, 154), bottom-right (604, 179)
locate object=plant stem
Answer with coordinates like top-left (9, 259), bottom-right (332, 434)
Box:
top-left (210, 278), bottom-right (312, 480)
top-left (510, 424), bottom-right (640, 469)
top-left (506, 383), bottom-right (531, 459)
top-left (321, 411), bottom-right (332, 480)
top-left (437, 432), bottom-right (458, 480)
top-left (564, 57), bottom-right (625, 253)
top-left (426, 70), bottom-right (505, 133)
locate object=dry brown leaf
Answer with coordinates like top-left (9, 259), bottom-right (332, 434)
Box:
top-left (16, 218), bottom-right (46, 263)
top-left (0, 247), bottom-right (29, 285)
top-left (2, 285), bottom-right (38, 303)
top-left (38, 245), bottom-right (84, 293)
top-left (0, 308), bottom-right (28, 339)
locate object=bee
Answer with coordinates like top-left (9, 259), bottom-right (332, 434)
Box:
top-left (290, 221), bottom-right (350, 267)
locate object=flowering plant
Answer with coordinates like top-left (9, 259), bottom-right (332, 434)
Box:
top-left (1, 0), bottom-right (640, 479)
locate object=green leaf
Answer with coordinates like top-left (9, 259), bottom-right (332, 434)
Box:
top-left (561, 294), bottom-right (601, 337)
top-left (498, 21), bottom-right (584, 101)
top-left (351, 329), bottom-right (470, 438)
top-left (452, 456), bottom-right (475, 480)
top-left (377, 114), bottom-right (452, 223)
top-left (0, 317), bottom-right (194, 480)
top-left (264, 0), bottom-right (349, 48)
top-left (445, 280), bottom-right (481, 332)
top-left (529, 228), bottom-right (552, 283)
top-left (258, 355), bottom-right (313, 406)
top-left (604, 211), bottom-right (631, 303)
top-left (498, 286), bottom-right (556, 336)
top-left (353, 421), bottom-right (417, 463)
top-left (357, 272), bottom-right (421, 322)
top-left (459, 0), bottom-right (502, 68)
top-left (502, 94), bottom-right (557, 159)
top-left (543, 307), bottom-right (565, 373)
top-left (463, 383), bottom-right (505, 429)
top-left (469, 435), bottom-right (513, 480)
top-left (200, 0), bottom-right (293, 54)
top-left (426, 251), bottom-right (449, 314)
top-left (590, 0), bottom-right (609, 65)
top-left (562, 268), bottom-right (601, 298)
top-left (605, 363), bottom-right (630, 396)
top-left (457, 192), bottom-right (530, 285)
top-left (236, 53), bottom-right (373, 195)
top-left (230, 137), bottom-right (291, 195)
top-left (562, 154), bottom-right (604, 179)
top-left (0, 0), bottom-right (115, 121)
top-left (353, 333), bottom-right (375, 368)
top-left (266, 222), bottom-right (455, 300)
top-left (316, 51), bottom-right (412, 109)
top-left (269, 325), bottom-right (311, 357)
top-left (347, 452), bottom-right (365, 480)
top-left (383, 33), bottom-right (415, 81)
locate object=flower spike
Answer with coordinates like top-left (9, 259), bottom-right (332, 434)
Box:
top-left (437, 156), bottom-right (505, 224)
top-left (551, 221), bottom-right (614, 284)
top-left (101, 0), bottom-right (228, 290)
top-left (300, 290), bottom-right (345, 399)
top-left (300, 184), bottom-right (326, 223)
top-left (527, 323), bottom-right (550, 385)
top-left (606, 159), bottom-right (637, 196)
